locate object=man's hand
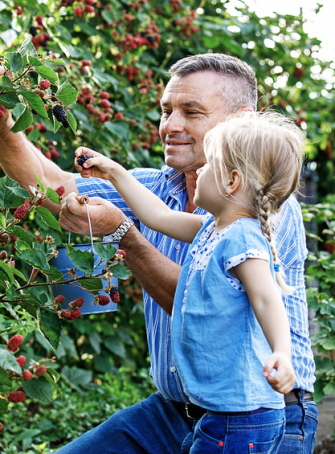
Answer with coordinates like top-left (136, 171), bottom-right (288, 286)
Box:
top-left (59, 192), bottom-right (127, 236)
top-left (262, 352), bottom-right (295, 395)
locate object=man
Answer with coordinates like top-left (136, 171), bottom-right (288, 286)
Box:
top-left (0, 54), bottom-right (318, 453)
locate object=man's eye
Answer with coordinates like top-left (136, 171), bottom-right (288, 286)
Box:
top-left (187, 111), bottom-right (198, 115)
top-left (161, 110), bottom-right (171, 116)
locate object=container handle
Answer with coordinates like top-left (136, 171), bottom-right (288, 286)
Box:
top-left (68, 195), bottom-right (94, 253)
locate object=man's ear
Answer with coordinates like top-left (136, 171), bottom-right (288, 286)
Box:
top-left (226, 169), bottom-right (242, 195)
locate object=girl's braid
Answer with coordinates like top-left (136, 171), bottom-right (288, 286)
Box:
top-left (256, 189), bottom-right (293, 294)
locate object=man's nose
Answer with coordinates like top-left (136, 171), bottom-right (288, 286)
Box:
top-left (162, 111), bottom-right (185, 134)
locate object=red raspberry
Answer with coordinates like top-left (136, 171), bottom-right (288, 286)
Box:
top-left (110, 288), bottom-right (120, 303)
top-left (99, 91), bottom-right (110, 99)
top-left (23, 370), bottom-right (33, 381)
top-left (99, 99), bottom-right (110, 108)
top-left (37, 123), bottom-right (47, 132)
top-left (81, 59), bottom-right (92, 67)
top-left (8, 391), bottom-right (26, 403)
top-left (99, 113), bottom-right (106, 123)
top-left (97, 295), bottom-right (110, 306)
top-left (7, 335), bottom-right (23, 351)
top-left (0, 234), bottom-right (9, 245)
top-left (54, 295), bottom-right (66, 304)
top-left (115, 112), bottom-right (123, 121)
top-left (74, 6), bottom-right (82, 16)
top-left (14, 204), bottom-right (27, 219)
top-left (71, 297), bottom-right (85, 308)
top-left (35, 365), bottom-right (47, 377)
top-left (84, 5), bottom-right (94, 12)
top-left (16, 356), bottom-right (26, 368)
top-left (55, 186), bottom-right (65, 197)
top-left (40, 80), bottom-right (50, 90)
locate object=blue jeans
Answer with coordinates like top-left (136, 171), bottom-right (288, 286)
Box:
top-left (190, 409), bottom-right (285, 454)
top-left (56, 392), bottom-right (318, 453)
top-left (277, 391), bottom-right (318, 454)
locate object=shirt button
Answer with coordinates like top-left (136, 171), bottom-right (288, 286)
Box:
top-left (170, 366), bottom-right (176, 373)
top-left (175, 243), bottom-right (180, 250)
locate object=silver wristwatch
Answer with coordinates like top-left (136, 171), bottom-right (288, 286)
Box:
top-left (103, 218), bottom-right (134, 243)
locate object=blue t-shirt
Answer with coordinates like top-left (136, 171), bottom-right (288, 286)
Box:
top-left (172, 215), bottom-right (285, 411)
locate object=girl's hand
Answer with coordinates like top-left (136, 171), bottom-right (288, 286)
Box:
top-left (74, 146), bottom-right (121, 180)
top-left (262, 352), bottom-right (295, 395)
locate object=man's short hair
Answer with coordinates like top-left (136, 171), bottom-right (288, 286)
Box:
top-left (168, 53), bottom-right (258, 113)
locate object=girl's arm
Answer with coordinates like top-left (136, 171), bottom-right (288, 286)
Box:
top-left (232, 258), bottom-right (295, 394)
top-left (74, 147), bottom-right (202, 243)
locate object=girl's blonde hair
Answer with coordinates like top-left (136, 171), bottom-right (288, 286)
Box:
top-left (204, 111), bottom-right (305, 293)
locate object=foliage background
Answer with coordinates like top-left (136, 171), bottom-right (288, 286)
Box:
top-left (0, 0), bottom-right (334, 451)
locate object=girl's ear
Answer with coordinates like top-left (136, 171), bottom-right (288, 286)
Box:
top-left (226, 169), bottom-right (242, 195)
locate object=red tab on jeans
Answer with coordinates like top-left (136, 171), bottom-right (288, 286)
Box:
top-left (249, 443), bottom-right (254, 448)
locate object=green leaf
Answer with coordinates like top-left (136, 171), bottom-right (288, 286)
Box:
top-left (34, 174), bottom-right (45, 192)
top-left (10, 105), bottom-right (33, 133)
top-left (2, 302), bottom-right (21, 319)
top-left (23, 377), bottom-right (54, 402)
top-left (35, 65), bottom-right (59, 85)
top-left (0, 347), bottom-right (21, 374)
top-left (53, 114), bottom-right (62, 134)
top-left (0, 213), bottom-right (5, 229)
top-left (80, 278), bottom-right (103, 292)
top-left (10, 429), bottom-right (41, 447)
top-left (0, 398), bottom-right (8, 413)
top-left (0, 367), bottom-right (13, 387)
top-left (20, 248), bottom-right (50, 272)
top-left (0, 175), bottom-right (24, 208)
top-left (105, 335), bottom-right (126, 357)
top-left (0, 93), bottom-right (20, 109)
top-left (17, 88), bottom-right (48, 119)
top-left (47, 265), bottom-right (64, 282)
top-left (35, 206), bottom-right (62, 232)
top-left (67, 110), bottom-right (77, 134)
top-left (18, 35), bottom-right (36, 62)
top-left (109, 263), bottom-right (131, 280)
top-left (94, 243), bottom-right (117, 262)
top-left (6, 186), bottom-right (31, 199)
top-left (45, 187), bottom-right (61, 205)
top-left (62, 366), bottom-right (92, 387)
top-left (12, 225), bottom-right (34, 246)
top-left (56, 80), bottom-right (78, 105)
top-left (0, 76), bottom-right (13, 88)
top-left (0, 261), bottom-right (15, 283)
top-left (105, 121), bottom-right (130, 140)
top-left (66, 249), bottom-right (94, 274)
top-left (28, 56), bottom-right (43, 67)
top-left (7, 52), bottom-right (23, 72)
top-left (101, 9), bottom-right (115, 24)
top-left (38, 308), bottom-right (62, 352)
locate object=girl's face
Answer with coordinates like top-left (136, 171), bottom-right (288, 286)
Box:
top-left (194, 162), bottom-right (225, 213)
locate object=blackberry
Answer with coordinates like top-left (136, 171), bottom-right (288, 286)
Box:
top-left (147, 35), bottom-right (154, 44)
top-left (52, 105), bottom-right (70, 128)
top-left (51, 93), bottom-right (58, 102)
top-left (77, 154), bottom-right (90, 167)
top-left (29, 26), bottom-right (37, 36)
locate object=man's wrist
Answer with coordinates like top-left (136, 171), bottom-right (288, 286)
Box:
top-left (103, 217), bottom-right (134, 243)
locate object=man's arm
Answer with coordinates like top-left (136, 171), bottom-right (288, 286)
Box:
top-left (59, 193), bottom-right (178, 314)
top-left (0, 111), bottom-right (77, 212)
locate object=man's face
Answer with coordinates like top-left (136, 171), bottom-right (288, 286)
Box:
top-left (159, 71), bottom-right (229, 174)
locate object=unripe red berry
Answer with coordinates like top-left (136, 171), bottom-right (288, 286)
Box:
top-left (23, 370), bottom-right (33, 381)
top-left (0, 233), bottom-right (9, 245)
top-left (84, 5), bottom-right (94, 13)
top-left (99, 113), bottom-right (106, 122)
top-left (97, 295), bottom-right (110, 306)
top-left (7, 335), bottom-right (23, 351)
top-left (99, 99), bottom-right (110, 108)
top-left (25, 125), bottom-right (34, 133)
top-left (115, 112), bottom-right (123, 121)
top-left (45, 151), bottom-right (52, 160)
top-left (16, 356), bottom-right (26, 367)
top-left (86, 104), bottom-right (95, 114)
top-left (0, 250), bottom-right (7, 260)
top-left (40, 80), bottom-right (50, 90)
top-left (55, 186), bottom-right (65, 197)
top-left (8, 391), bottom-right (26, 403)
top-left (110, 289), bottom-right (120, 303)
top-left (74, 6), bottom-right (82, 16)
top-left (14, 204), bottom-right (27, 220)
top-left (81, 59), bottom-right (92, 67)
top-left (0, 422), bottom-right (3, 431)
top-left (55, 295), bottom-right (66, 304)
top-left (36, 15), bottom-right (43, 24)
top-left (71, 297), bottom-right (85, 308)
top-left (99, 91), bottom-right (110, 99)
top-left (84, 0), bottom-right (95, 4)
top-left (35, 365), bottom-right (47, 377)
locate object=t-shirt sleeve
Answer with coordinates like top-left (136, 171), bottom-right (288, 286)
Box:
top-left (222, 221), bottom-right (271, 273)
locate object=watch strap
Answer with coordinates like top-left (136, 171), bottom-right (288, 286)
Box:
top-left (103, 217), bottom-right (134, 243)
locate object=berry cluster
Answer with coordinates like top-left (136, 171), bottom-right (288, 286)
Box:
top-left (52, 105), bottom-right (70, 129)
top-left (171, 10), bottom-right (200, 38)
top-left (29, 15), bottom-right (51, 50)
top-left (0, 105), bottom-right (6, 119)
top-left (77, 88), bottom-right (114, 123)
top-left (59, 308), bottom-right (82, 320)
top-left (13, 204), bottom-right (27, 220)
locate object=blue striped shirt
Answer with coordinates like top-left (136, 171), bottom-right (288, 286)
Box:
top-left (75, 165), bottom-right (316, 398)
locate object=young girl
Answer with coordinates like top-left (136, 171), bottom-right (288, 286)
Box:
top-left (75, 111), bottom-right (303, 453)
